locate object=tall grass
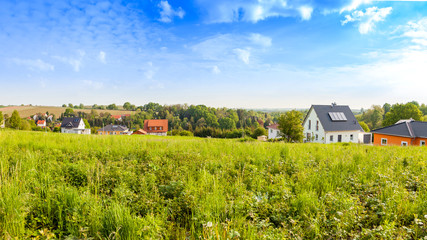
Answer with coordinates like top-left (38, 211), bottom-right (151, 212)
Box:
top-left (0, 129), bottom-right (426, 239)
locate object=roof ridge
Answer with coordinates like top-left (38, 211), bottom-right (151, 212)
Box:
top-left (406, 121), bottom-right (415, 138)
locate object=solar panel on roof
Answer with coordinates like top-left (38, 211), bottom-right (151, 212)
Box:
top-left (328, 112), bottom-right (347, 121)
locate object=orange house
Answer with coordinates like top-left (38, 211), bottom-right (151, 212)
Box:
top-left (371, 120), bottom-right (427, 146)
top-left (98, 125), bottom-right (130, 135)
top-left (144, 119), bottom-right (168, 136)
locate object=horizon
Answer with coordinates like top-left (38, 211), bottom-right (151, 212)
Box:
top-left (1, 0), bottom-right (427, 109)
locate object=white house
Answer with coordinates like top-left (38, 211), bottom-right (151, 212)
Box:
top-left (302, 104), bottom-right (368, 144)
top-left (37, 120), bottom-right (46, 128)
top-left (61, 117), bottom-right (91, 134)
top-left (266, 123), bottom-right (281, 139)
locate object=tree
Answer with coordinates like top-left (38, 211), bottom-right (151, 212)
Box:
top-left (278, 110), bottom-right (304, 143)
top-left (219, 117), bottom-right (236, 130)
top-left (383, 103), bottom-right (391, 115)
top-left (123, 102), bottom-right (131, 110)
top-left (359, 121), bottom-right (370, 132)
top-left (62, 104), bottom-right (67, 107)
top-left (68, 103), bottom-right (73, 108)
top-left (252, 127), bottom-right (267, 139)
top-left (383, 103), bottom-right (423, 127)
top-left (83, 119), bottom-right (90, 129)
top-left (0, 111), bottom-right (3, 125)
top-left (79, 103), bottom-right (84, 109)
top-left (19, 120), bottom-right (31, 131)
top-left (358, 105), bottom-right (384, 130)
top-left (9, 110), bottom-right (21, 129)
top-left (64, 108), bottom-right (75, 117)
top-left (107, 104), bottom-right (118, 110)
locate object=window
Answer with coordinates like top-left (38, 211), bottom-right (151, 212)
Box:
top-left (350, 134), bottom-right (353, 141)
top-left (99, 132), bottom-right (102, 135)
top-left (401, 141), bottom-right (408, 147)
top-left (330, 135), bottom-right (333, 142)
top-left (315, 134), bottom-right (318, 141)
top-left (307, 133), bottom-right (311, 142)
top-left (316, 121), bottom-right (319, 131)
top-left (381, 138), bottom-right (387, 146)
top-left (421, 140), bottom-right (426, 146)
top-left (270, 129), bottom-right (273, 133)
top-left (160, 127), bottom-right (163, 130)
top-left (308, 120), bottom-right (311, 130)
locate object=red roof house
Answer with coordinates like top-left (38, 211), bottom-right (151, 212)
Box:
top-left (37, 120), bottom-right (46, 128)
top-left (144, 119), bottom-right (168, 136)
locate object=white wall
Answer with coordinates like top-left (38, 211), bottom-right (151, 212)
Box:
top-left (267, 128), bottom-right (281, 139)
top-left (324, 130), bottom-right (361, 144)
top-left (303, 108), bottom-right (326, 143)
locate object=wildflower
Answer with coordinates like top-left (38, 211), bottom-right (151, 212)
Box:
top-left (206, 222), bottom-right (212, 228)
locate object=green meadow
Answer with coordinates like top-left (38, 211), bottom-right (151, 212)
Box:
top-left (0, 130), bottom-right (426, 239)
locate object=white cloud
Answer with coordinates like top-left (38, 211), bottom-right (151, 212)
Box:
top-left (98, 51), bottom-right (106, 64)
top-left (12, 58), bottom-right (55, 71)
top-left (53, 50), bottom-right (86, 72)
top-left (196, 0), bottom-right (313, 23)
top-left (233, 48), bottom-right (251, 64)
top-left (83, 80), bottom-right (104, 89)
top-left (299, 6), bottom-right (313, 21)
top-left (249, 33), bottom-right (272, 47)
top-left (212, 65), bottom-right (221, 74)
top-left (402, 18), bottom-right (427, 47)
top-left (342, 7), bottom-right (392, 34)
top-left (340, 0), bottom-right (372, 13)
top-left (158, 1), bottom-right (185, 23)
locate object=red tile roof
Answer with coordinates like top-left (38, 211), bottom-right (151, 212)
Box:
top-left (37, 120), bottom-right (46, 125)
top-left (266, 123), bottom-right (279, 130)
top-left (144, 119), bottom-right (168, 133)
top-left (112, 115), bottom-right (122, 119)
top-left (132, 129), bottom-right (147, 135)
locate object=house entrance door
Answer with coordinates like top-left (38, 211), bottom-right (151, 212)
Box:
top-left (338, 135), bottom-right (342, 142)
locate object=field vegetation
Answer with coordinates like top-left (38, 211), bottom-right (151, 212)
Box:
top-left (0, 130), bottom-right (426, 239)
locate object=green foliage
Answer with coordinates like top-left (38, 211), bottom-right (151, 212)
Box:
top-left (0, 131), bottom-right (426, 239)
top-left (357, 105), bottom-right (384, 130)
top-left (219, 117), bottom-right (236, 130)
top-left (83, 119), bottom-right (90, 129)
top-left (19, 120), bottom-right (31, 131)
top-left (383, 103), bottom-right (423, 127)
top-left (9, 110), bottom-right (21, 129)
top-left (252, 127), bottom-right (267, 138)
top-left (359, 121), bottom-right (370, 132)
top-left (107, 104), bottom-right (118, 110)
top-left (63, 108), bottom-right (75, 117)
top-left (62, 104), bottom-right (67, 107)
top-left (278, 110), bottom-right (304, 142)
top-left (0, 111), bottom-right (3, 125)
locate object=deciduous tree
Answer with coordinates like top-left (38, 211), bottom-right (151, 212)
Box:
top-left (278, 110), bottom-right (304, 143)
top-left (9, 110), bottom-right (21, 129)
top-left (383, 103), bottom-right (423, 127)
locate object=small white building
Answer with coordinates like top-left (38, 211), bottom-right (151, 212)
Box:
top-left (61, 117), bottom-right (91, 134)
top-left (37, 120), bottom-right (46, 128)
top-left (266, 123), bottom-right (281, 139)
top-left (302, 104), bottom-right (367, 144)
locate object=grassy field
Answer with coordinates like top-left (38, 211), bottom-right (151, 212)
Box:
top-left (0, 130), bottom-right (426, 239)
top-left (0, 106), bottom-right (133, 118)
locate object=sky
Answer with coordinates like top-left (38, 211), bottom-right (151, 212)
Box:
top-left (1, 0), bottom-right (427, 109)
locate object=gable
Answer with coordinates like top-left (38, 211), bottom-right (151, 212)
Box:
top-left (312, 105), bottom-right (362, 132)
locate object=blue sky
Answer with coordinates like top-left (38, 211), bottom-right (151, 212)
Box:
top-left (1, 0), bottom-right (427, 109)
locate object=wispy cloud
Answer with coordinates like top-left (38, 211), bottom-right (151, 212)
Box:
top-left (212, 65), bottom-right (221, 74)
top-left (53, 50), bottom-right (86, 72)
top-left (233, 48), bottom-right (251, 64)
top-left (340, 0), bottom-right (372, 13)
top-left (342, 7), bottom-right (392, 34)
top-left (98, 51), bottom-right (106, 64)
top-left (299, 6), bottom-right (313, 21)
top-left (83, 80), bottom-right (104, 89)
top-left (12, 58), bottom-right (54, 71)
top-left (158, 1), bottom-right (185, 23)
top-left (249, 33), bottom-right (272, 47)
top-left (401, 17), bottom-right (427, 47)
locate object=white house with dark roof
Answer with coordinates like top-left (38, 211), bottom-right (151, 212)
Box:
top-left (266, 123), bottom-right (281, 139)
top-left (303, 104), bottom-right (369, 144)
top-left (61, 117), bottom-right (91, 134)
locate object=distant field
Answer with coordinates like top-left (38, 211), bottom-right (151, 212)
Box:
top-left (0, 106), bottom-right (134, 118)
top-left (0, 130), bottom-right (426, 239)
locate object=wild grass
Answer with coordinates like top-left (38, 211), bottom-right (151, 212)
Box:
top-left (0, 129), bottom-right (426, 239)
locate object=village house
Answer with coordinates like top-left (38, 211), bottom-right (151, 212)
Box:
top-left (266, 123), bottom-right (281, 139)
top-left (111, 114), bottom-right (131, 122)
top-left (98, 125), bottom-right (130, 135)
top-left (144, 119), bottom-right (168, 136)
top-left (371, 119), bottom-right (427, 146)
top-left (37, 120), bottom-right (46, 128)
top-left (61, 117), bottom-right (91, 134)
top-left (302, 104), bottom-right (370, 144)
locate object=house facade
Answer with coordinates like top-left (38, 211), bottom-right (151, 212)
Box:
top-left (144, 119), bottom-right (168, 136)
top-left (303, 104), bottom-right (368, 144)
top-left (98, 125), bottom-right (130, 135)
top-left (61, 117), bottom-right (91, 134)
top-left (266, 124), bottom-right (281, 139)
top-left (371, 120), bottom-right (427, 146)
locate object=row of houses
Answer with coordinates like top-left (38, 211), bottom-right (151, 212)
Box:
top-left (60, 117), bottom-right (168, 136)
top-left (267, 104), bottom-right (427, 146)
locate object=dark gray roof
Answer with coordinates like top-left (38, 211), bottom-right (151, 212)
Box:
top-left (61, 117), bottom-right (82, 129)
top-left (372, 121), bottom-right (427, 138)
top-left (98, 124), bottom-right (128, 132)
top-left (308, 105), bottom-right (363, 132)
